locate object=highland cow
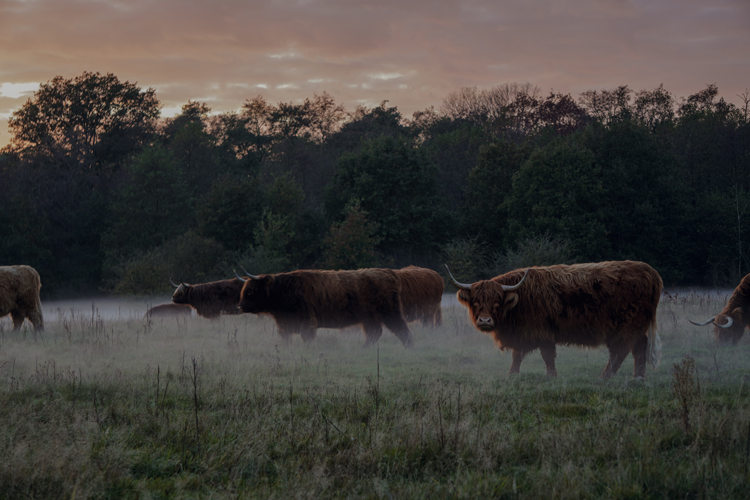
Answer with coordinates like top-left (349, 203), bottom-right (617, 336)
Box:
top-left (447, 260), bottom-right (662, 379)
top-left (144, 303), bottom-right (193, 319)
top-left (171, 278), bottom-right (245, 319)
top-left (396, 266), bottom-right (443, 327)
top-left (237, 268), bottom-right (413, 346)
top-left (0, 265), bottom-right (44, 331)
top-left (690, 273), bottom-right (750, 344)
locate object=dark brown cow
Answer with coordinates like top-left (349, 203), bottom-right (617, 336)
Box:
top-left (690, 273), bottom-right (750, 344)
top-left (447, 260), bottom-right (662, 379)
top-left (0, 265), bottom-right (44, 331)
top-left (396, 266), bottom-right (443, 327)
top-left (144, 303), bottom-right (193, 319)
top-left (171, 278), bottom-right (245, 319)
top-left (237, 268), bottom-right (413, 346)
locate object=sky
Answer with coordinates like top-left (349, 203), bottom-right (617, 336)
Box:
top-left (1, 0), bottom-right (748, 148)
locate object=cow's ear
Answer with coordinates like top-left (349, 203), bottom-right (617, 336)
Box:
top-left (503, 292), bottom-right (519, 310)
top-left (457, 289), bottom-right (471, 304)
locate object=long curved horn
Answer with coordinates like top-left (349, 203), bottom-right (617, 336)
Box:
top-left (240, 265), bottom-right (261, 280)
top-left (233, 269), bottom-right (248, 283)
top-left (502, 268), bottom-right (530, 291)
top-left (715, 316), bottom-right (734, 329)
top-left (444, 264), bottom-right (472, 290)
top-left (689, 316), bottom-right (716, 326)
top-left (169, 278), bottom-right (180, 288)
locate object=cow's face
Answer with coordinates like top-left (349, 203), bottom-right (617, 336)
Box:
top-left (172, 283), bottom-right (192, 304)
top-left (714, 307), bottom-right (745, 344)
top-left (456, 281), bottom-right (520, 332)
top-left (238, 276), bottom-right (275, 313)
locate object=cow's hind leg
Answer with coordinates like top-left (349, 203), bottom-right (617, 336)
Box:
top-left (539, 343), bottom-right (557, 377)
top-left (602, 343), bottom-right (630, 379)
top-left (300, 327), bottom-right (317, 343)
top-left (27, 309), bottom-right (44, 332)
top-left (10, 311), bottom-right (25, 331)
top-left (509, 349), bottom-right (526, 375)
top-left (362, 322), bottom-right (384, 346)
top-left (631, 334), bottom-right (648, 380)
top-left (383, 315), bottom-right (414, 347)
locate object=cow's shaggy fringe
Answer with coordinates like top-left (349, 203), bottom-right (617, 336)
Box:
top-left (647, 322), bottom-right (662, 370)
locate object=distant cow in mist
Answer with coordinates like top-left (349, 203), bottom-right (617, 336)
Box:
top-left (236, 268), bottom-right (413, 346)
top-left (690, 273), bottom-right (750, 344)
top-left (144, 303), bottom-right (193, 319)
top-left (171, 278), bottom-right (245, 319)
top-left (0, 265), bottom-right (44, 331)
top-left (396, 266), bottom-right (443, 327)
top-left (447, 260), bottom-right (662, 380)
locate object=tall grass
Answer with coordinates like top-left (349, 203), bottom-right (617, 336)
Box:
top-left (0, 291), bottom-right (749, 498)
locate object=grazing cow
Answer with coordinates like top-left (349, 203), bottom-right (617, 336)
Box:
top-left (396, 266), bottom-right (443, 327)
top-left (144, 303), bottom-right (193, 319)
top-left (690, 273), bottom-right (750, 344)
top-left (447, 260), bottom-right (662, 379)
top-left (171, 278), bottom-right (245, 319)
top-left (0, 265), bottom-right (44, 331)
top-left (237, 268), bottom-right (413, 346)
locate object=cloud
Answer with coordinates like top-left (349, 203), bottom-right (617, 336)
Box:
top-left (0, 0), bottom-right (748, 147)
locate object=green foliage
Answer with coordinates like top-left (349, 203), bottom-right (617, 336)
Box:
top-left (441, 237), bottom-right (488, 286)
top-left (324, 201), bottom-right (381, 270)
top-left (196, 176), bottom-right (265, 251)
top-left (464, 139), bottom-right (531, 248)
top-left (506, 138), bottom-right (608, 261)
top-left (111, 232), bottom-right (226, 294)
top-left (104, 145), bottom-right (194, 257)
top-left (326, 135), bottom-right (454, 255)
top-left (488, 233), bottom-right (575, 276)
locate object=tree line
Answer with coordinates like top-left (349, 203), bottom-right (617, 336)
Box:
top-left (1, 71), bottom-right (748, 297)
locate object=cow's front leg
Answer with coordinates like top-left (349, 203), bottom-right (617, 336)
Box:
top-left (602, 344), bottom-right (629, 379)
top-left (300, 326), bottom-right (317, 343)
top-left (509, 349), bottom-right (526, 375)
top-left (362, 321), bottom-right (384, 346)
top-left (539, 343), bottom-right (557, 377)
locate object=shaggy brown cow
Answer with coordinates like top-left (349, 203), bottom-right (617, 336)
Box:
top-left (237, 268), bottom-right (413, 346)
top-left (396, 266), bottom-right (443, 327)
top-left (144, 303), bottom-right (193, 319)
top-left (690, 273), bottom-right (750, 344)
top-left (171, 278), bottom-right (245, 319)
top-left (0, 265), bottom-right (44, 331)
top-left (447, 260), bottom-right (662, 379)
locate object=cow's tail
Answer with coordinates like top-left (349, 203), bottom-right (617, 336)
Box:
top-left (646, 320), bottom-right (662, 370)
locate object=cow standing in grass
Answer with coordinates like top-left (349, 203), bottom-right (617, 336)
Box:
top-left (0, 265), bottom-right (44, 331)
top-left (447, 260), bottom-right (662, 380)
top-left (396, 266), bottom-right (443, 327)
top-left (237, 268), bottom-right (413, 346)
top-left (690, 273), bottom-right (750, 344)
top-left (171, 278), bottom-right (245, 319)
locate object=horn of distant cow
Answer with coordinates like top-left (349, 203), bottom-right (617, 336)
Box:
top-left (689, 317), bottom-right (716, 326)
top-left (233, 270), bottom-right (248, 282)
top-left (501, 268), bottom-right (530, 292)
top-left (169, 278), bottom-right (179, 288)
top-left (444, 265), bottom-right (472, 290)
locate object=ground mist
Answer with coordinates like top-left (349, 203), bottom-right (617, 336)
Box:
top-left (0, 292), bottom-right (749, 499)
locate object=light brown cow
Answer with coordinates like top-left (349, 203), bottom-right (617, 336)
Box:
top-left (171, 278), bottom-right (245, 319)
top-left (144, 303), bottom-right (193, 319)
top-left (0, 265), bottom-right (44, 331)
top-left (447, 260), bottom-right (662, 379)
top-left (396, 266), bottom-right (443, 327)
top-left (690, 273), bottom-right (750, 344)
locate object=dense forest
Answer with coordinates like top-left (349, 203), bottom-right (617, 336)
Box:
top-left (1, 72), bottom-right (748, 297)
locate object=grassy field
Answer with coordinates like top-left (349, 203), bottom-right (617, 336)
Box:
top-left (0, 291), bottom-right (749, 499)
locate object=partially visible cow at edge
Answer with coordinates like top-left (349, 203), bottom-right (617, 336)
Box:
top-left (171, 278), bottom-right (245, 319)
top-left (690, 273), bottom-right (750, 344)
top-left (236, 268), bottom-right (413, 347)
top-left (0, 265), bottom-right (44, 331)
top-left (396, 266), bottom-right (443, 327)
top-left (447, 260), bottom-right (662, 380)
top-left (144, 303), bottom-right (193, 319)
